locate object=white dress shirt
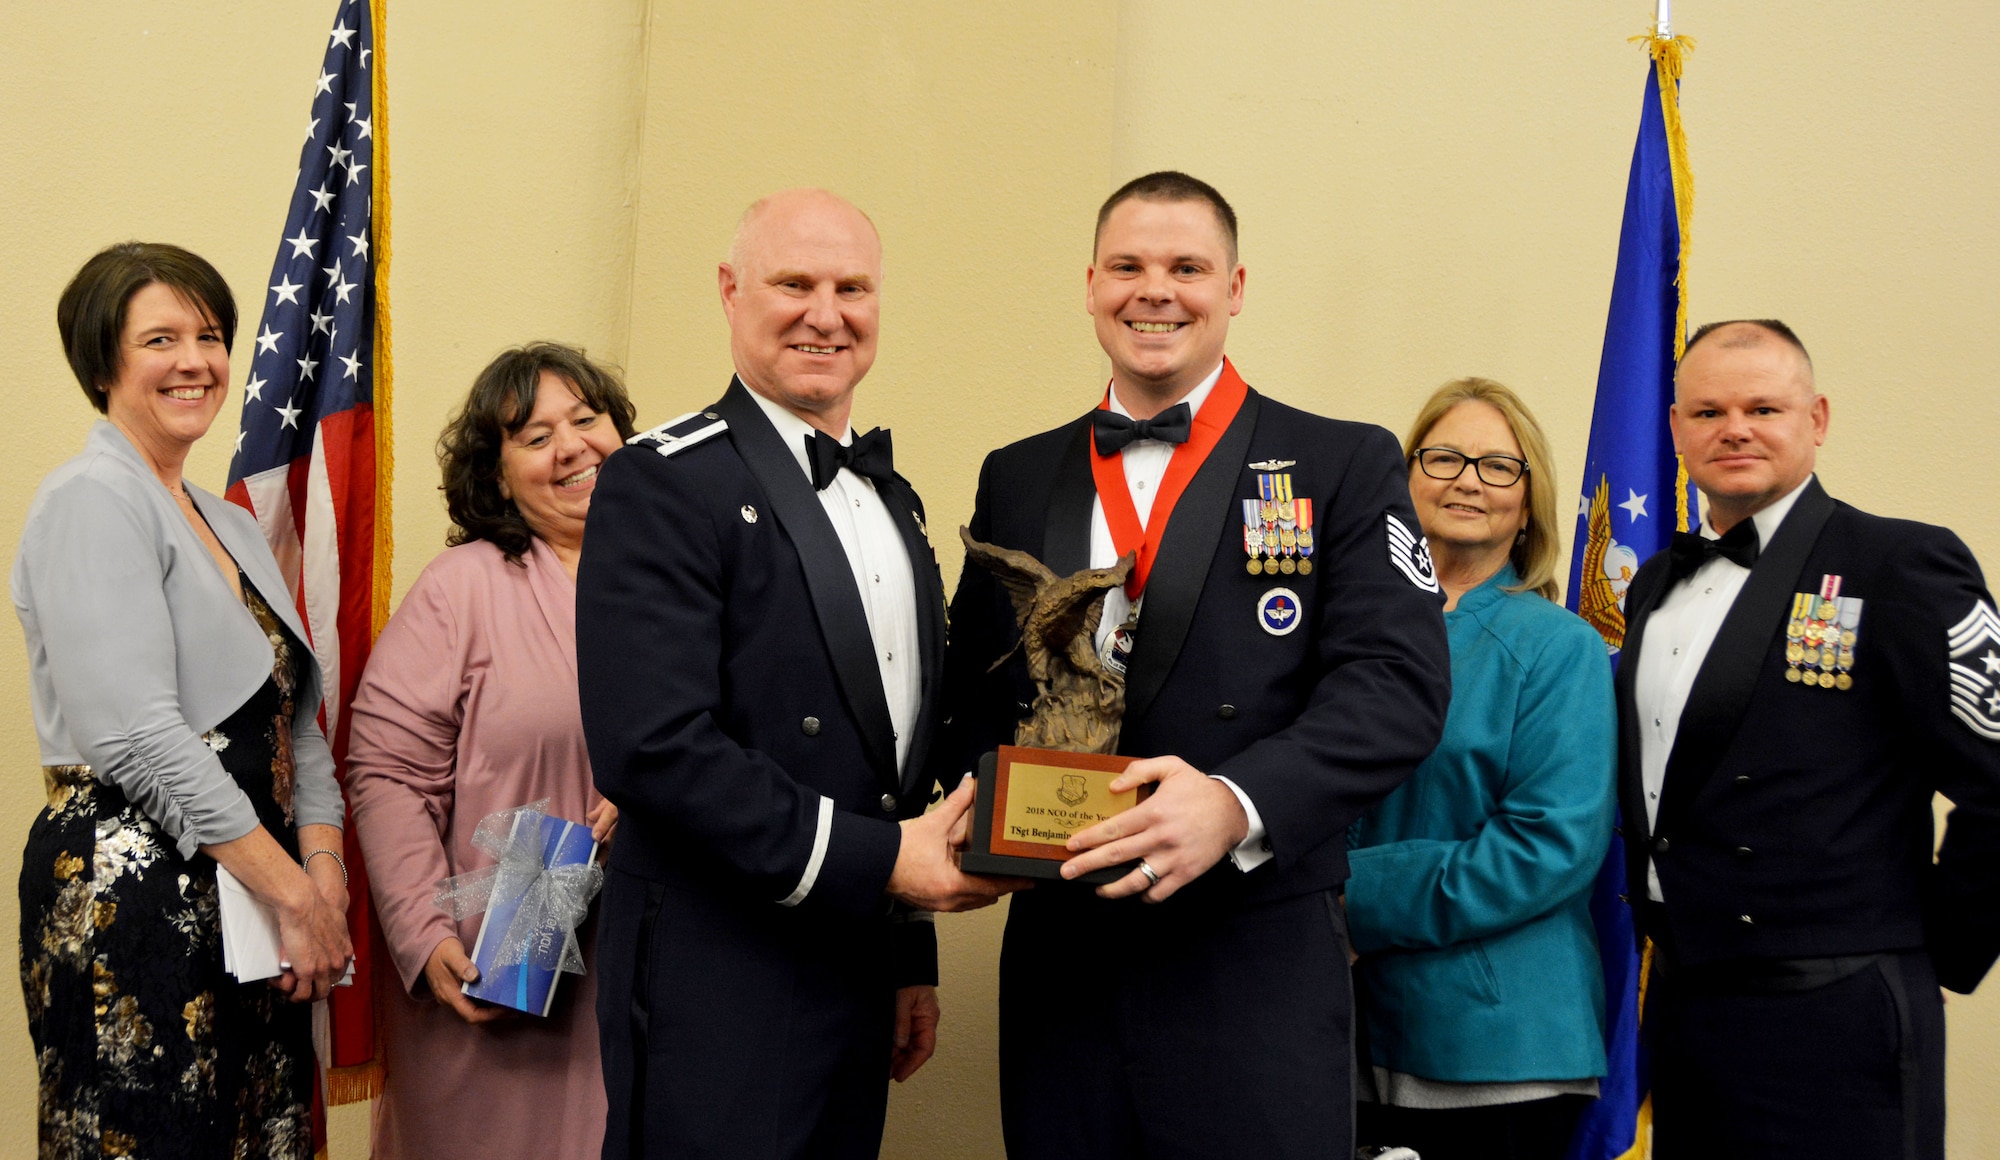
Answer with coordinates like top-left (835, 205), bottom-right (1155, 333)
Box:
top-left (1089, 362), bottom-right (1271, 872)
top-left (749, 391), bottom-right (922, 774)
top-left (1633, 475), bottom-right (1813, 900)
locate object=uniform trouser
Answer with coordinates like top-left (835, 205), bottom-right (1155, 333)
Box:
top-left (595, 868), bottom-right (896, 1160)
top-left (999, 885), bottom-right (1353, 1160)
top-left (1648, 948), bottom-right (1944, 1160)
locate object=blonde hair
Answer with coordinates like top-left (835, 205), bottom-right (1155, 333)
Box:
top-left (1402, 377), bottom-right (1562, 602)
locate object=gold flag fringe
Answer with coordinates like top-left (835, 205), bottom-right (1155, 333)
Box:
top-left (329, 1059), bottom-right (386, 1105)
top-left (1631, 29), bottom-right (1697, 535)
top-left (1616, 1096), bottom-right (1656, 1160)
top-left (370, 0), bottom-right (395, 637)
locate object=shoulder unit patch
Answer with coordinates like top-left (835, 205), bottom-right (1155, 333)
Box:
top-left (629, 410), bottom-right (728, 458)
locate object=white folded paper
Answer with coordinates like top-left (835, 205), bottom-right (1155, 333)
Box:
top-left (216, 865), bottom-right (355, 986)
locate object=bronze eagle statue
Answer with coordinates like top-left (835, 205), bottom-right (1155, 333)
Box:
top-left (960, 528), bottom-right (1135, 754)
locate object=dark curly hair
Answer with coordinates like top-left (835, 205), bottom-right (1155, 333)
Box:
top-left (438, 342), bottom-right (638, 564)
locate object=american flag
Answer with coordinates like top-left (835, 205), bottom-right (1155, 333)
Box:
top-left (226, 0), bottom-right (385, 1103)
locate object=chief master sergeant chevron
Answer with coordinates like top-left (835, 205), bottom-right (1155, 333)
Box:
top-left (938, 170), bottom-right (1453, 1158)
top-left (576, 188), bottom-right (1019, 1160)
top-left (1619, 319), bottom-right (2000, 1158)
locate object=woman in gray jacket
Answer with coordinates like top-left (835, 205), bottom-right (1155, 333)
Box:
top-left (14, 243), bottom-right (351, 1158)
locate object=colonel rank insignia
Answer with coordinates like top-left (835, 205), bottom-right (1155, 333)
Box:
top-left (1785, 574), bottom-right (1861, 690)
top-left (1243, 473), bottom-right (1313, 576)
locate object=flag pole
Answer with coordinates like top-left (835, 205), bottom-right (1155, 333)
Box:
top-left (1657, 0), bottom-right (1672, 37)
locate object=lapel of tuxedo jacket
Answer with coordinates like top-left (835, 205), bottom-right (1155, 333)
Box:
top-left (1615, 557), bottom-right (1673, 847)
top-left (713, 379), bottom-right (901, 791)
top-left (1040, 419), bottom-right (1096, 576)
top-left (1121, 389), bottom-right (1262, 728)
top-left (878, 473), bottom-right (946, 799)
top-left (1656, 478), bottom-right (1836, 834)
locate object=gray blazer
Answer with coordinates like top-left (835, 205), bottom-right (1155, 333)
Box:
top-left (12, 421), bottom-right (342, 857)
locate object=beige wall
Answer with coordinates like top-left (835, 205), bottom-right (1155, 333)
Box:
top-left (3, 2), bottom-right (1995, 1156)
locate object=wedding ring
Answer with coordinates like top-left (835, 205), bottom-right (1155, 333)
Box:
top-left (1137, 860), bottom-right (1161, 887)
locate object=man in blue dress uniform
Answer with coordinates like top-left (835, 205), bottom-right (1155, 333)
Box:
top-left (1618, 319), bottom-right (2000, 1158)
top-left (939, 171), bottom-right (1453, 1159)
top-left (578, 189), bottom-right (1015, 1159)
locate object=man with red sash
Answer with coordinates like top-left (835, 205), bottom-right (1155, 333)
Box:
top-left (939, 171), bottom-right (1453, 1158)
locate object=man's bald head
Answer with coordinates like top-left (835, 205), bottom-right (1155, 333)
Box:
top-left (728, 188), bottom-right (881, 277)
top-left (718, 188), bottom-right (884, 436)
top-left (1677, 319), bottom-right (1815, 399)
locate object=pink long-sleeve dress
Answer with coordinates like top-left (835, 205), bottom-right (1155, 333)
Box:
top-left (346, 538), bottom-right (606, 1159)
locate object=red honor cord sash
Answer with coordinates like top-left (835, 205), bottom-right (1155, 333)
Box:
top-left (1090, 358), bottom-right (1249, 599)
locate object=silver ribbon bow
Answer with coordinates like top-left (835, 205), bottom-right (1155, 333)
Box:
top-left (431, 799), bottom-right (604, 976)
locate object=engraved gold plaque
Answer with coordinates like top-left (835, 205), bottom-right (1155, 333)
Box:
top-left (993, 758), bottom-right (1137, 856)
top-left (963, 746), bottom-right (1149, 882)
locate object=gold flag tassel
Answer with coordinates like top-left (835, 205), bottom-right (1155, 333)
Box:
top-left (1630, 27), bottom-right (1696, 533)
top-left (370, 0), bottom-right (395, 635)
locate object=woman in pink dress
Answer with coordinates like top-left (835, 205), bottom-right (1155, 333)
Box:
top-left (346, 342), bottom-right (636, 1159)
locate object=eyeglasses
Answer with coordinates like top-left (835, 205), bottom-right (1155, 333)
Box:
top-left (1412, 447), bottom-right (1530, 488)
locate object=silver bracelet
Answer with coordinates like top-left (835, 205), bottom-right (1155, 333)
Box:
top-left (303, 848), bottom-right (347, 887)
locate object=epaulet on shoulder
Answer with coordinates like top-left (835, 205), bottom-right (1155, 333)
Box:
top-left (628, 410), bottom-right (728, 458)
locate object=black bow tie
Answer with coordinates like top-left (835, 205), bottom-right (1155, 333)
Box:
top-left (1668, 520), bottom-right (1760, 582)
top-left (1091, 402), bottom-right (1193, 455)
top-left (806, 428), bottom-right (894, 491)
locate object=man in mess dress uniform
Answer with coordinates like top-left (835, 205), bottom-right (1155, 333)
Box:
top-left (578, 188), bottom-right (1013, 1159)
top-left (938, 170), bottom-right (1453, 1159)
top-left (1618, 318), bottom-right (2000, 1159)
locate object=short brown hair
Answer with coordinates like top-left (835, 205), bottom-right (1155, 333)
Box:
top-left (1403, 377), bottom-right (1563, 602)
top-left (439, 342), bottom-right (638, 564)
top-left (57, 242), bottom-right (237, 413)
top-left (1094, 170), bottom-right (1239, 263)
top-left (1682, 318), bottom-right (1811, 368)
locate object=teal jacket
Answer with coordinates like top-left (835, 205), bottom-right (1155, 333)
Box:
top-left (1347, 565), bottom-right (1615, 1083)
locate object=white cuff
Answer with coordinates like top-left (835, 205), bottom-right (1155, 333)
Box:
top-left (1211, 776), bottom-right (1273, 872)
top-left (779, 796), bottom-right (835, 907)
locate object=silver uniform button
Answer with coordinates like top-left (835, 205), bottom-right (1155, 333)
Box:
top-left (742, 505), bottom-right (758, 524)
top-left (880, 794), bottom-right (898, 812)
top-left (801, 716), bottom-right (821, 736)
top-left (1739, 914), bottom-right (1755, 925)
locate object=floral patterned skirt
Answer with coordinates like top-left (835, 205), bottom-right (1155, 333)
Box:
top-left (19, 764), bottom-right (313, 1154)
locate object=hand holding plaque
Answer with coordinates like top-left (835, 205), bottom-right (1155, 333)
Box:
top-left (957, 530), bottom-right (1152, 884)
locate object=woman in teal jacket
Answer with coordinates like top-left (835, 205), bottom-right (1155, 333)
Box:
top-left (1349, 378), bottom-right (1616, 1160)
